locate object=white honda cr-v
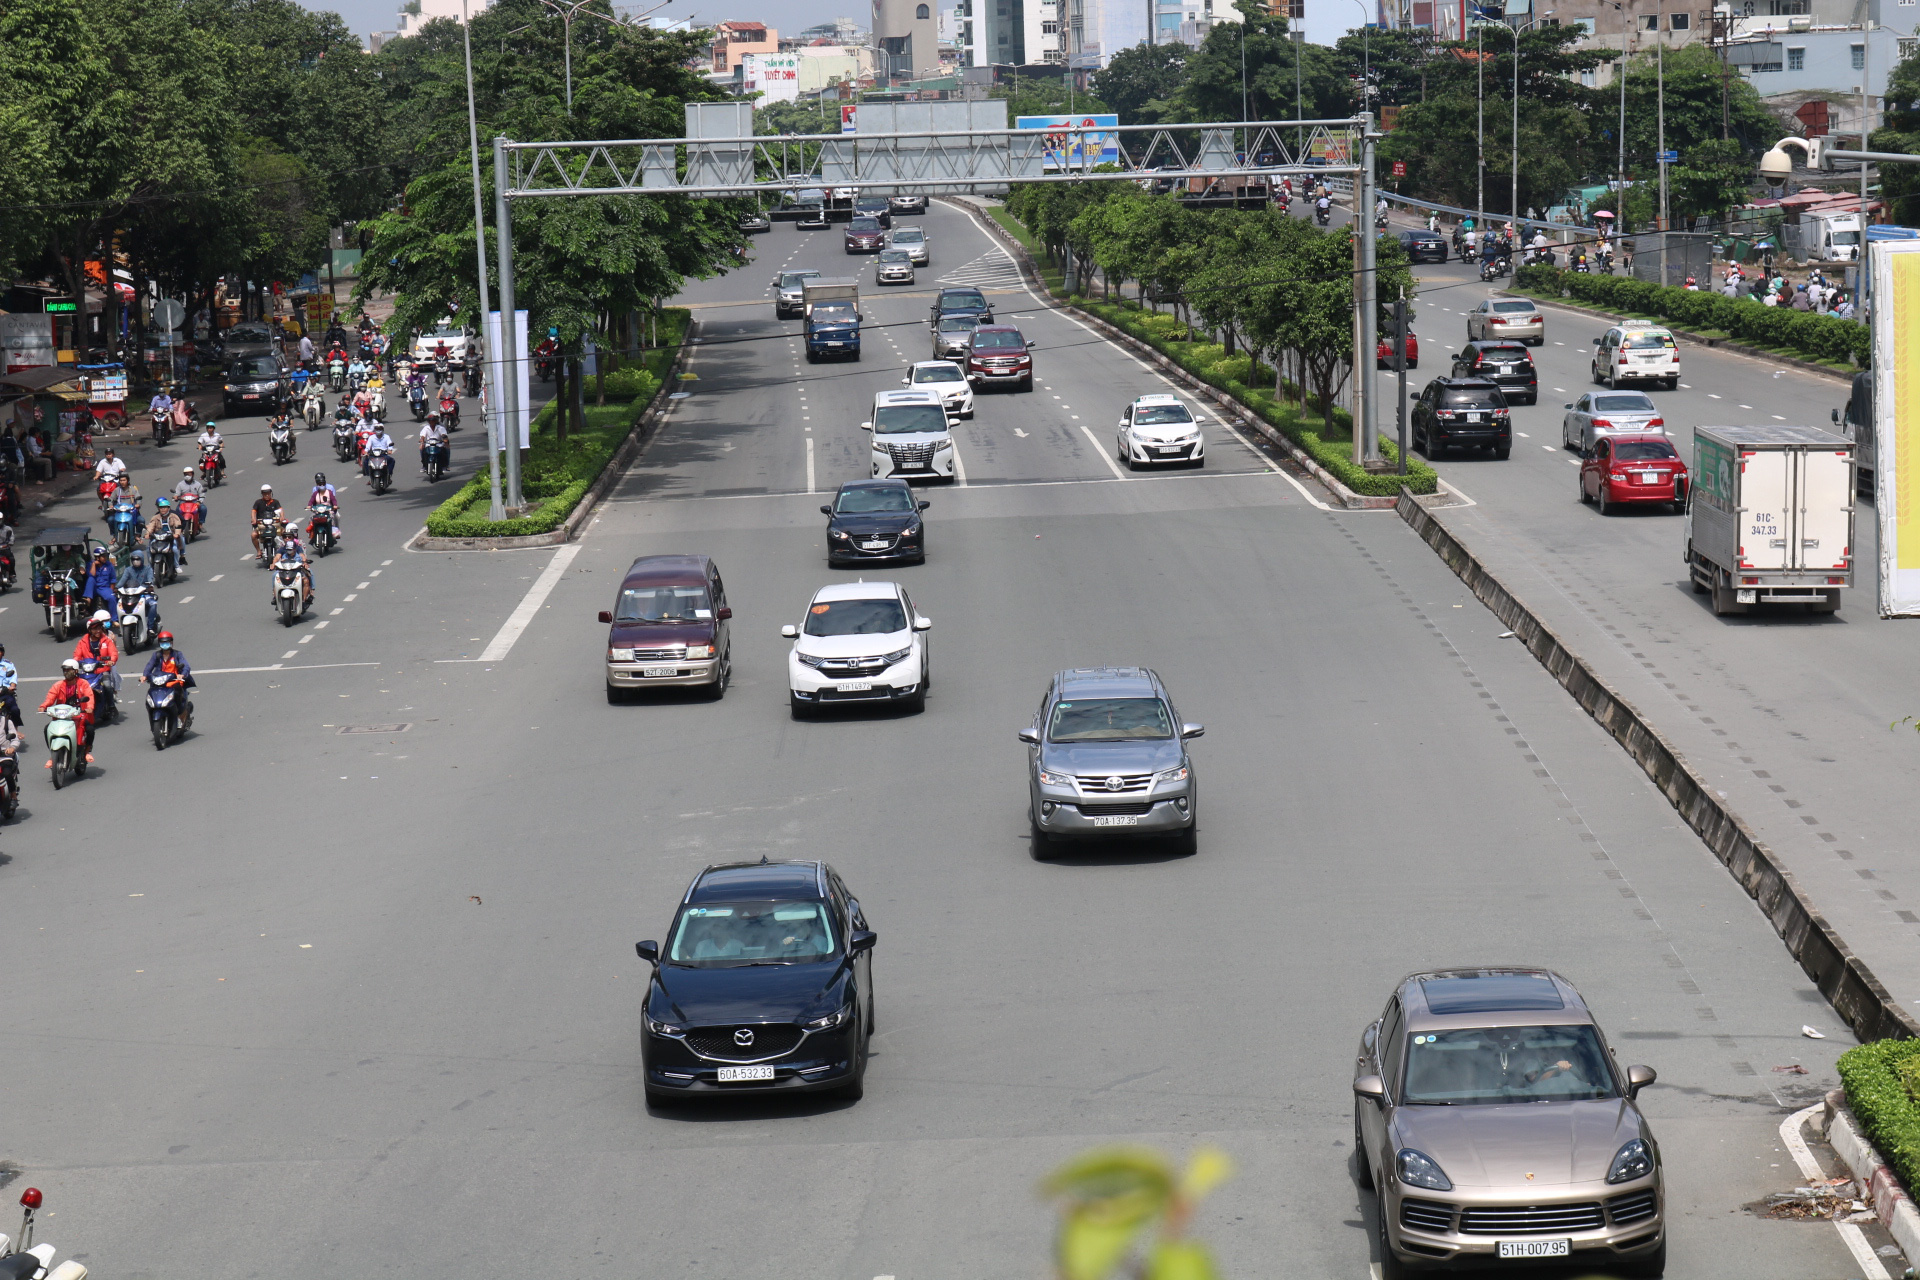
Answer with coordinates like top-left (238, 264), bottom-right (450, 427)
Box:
top-left (782, 580), bottom-right (931, 717)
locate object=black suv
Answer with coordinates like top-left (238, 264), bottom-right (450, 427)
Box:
top-left (1398, 230), bottom-right (1448, 263)
top-left (224, 354), bottom-right (291, 414)
top-left (929, 287), bottom-right (992, 329)
top-left (1413, 377), bottom-right (1512, 459)
top-left (1449, 340), bottom-right (1538, 404)
top-left (635, 860), bottom-right (877, 1105)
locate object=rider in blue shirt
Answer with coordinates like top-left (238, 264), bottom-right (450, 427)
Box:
top-left (0, 640), bottom-right (19, 727)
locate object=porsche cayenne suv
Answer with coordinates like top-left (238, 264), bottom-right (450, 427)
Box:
top-left (1353, 968), bottom-right (1664, 1278)
top-left (636, 859), bottom-right (877, 1105)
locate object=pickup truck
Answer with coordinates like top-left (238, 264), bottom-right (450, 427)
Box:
top-left (803, 278), bottom-right (861, 362)
top-left (1686, 423), bottom-right (1853, 615)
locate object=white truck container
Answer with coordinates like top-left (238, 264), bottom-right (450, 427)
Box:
top-left (1805, 209), bottom-right (1864, 262)
top-left (1685, 424), bottom-right (1853, 615)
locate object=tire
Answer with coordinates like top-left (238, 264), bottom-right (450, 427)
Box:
top-left (789, 692), bottom-right (812, 720)
top-left (707, 652), bottom-right (730, 701)
top-left (280, 598), bottom-right (298, 626)
top-left (1712, 581), bottom-right (1739, 615)
top-left (1578, 472), bottom-right (1592, 503)
top-left (1665, 377), bottom-right (1678, 391)
top-left (1170, 825), bottom-right (1197, 856)
top-left (1598, 487), bottom-right (1614, 516)
top-left (903, 686), bottom-right (927, 714)
top-left (1621, 1237), bottom-right (1666, 1278)
top-left (1021, 376), bottom-right (1033, 392)
top-left (836, 1042), bottom-right (867, 1101)
top-left (50, 746), bottom-right (67, 790)
top-left (606, 684), bottom-right (626, 705)
top-left (1493, 445), bottom-right (1511, 460)
top-left (152, 714), bottom-right (168, 751)
top-left (1374, 1185), bottom-right (1413, 1280)
top-left (0, 779), bottom-right (15, 819)
top-left (1352, 1104), bottom-right (1373, 1186)
top-left (52, 615), bottom-right (68, 643)
top-left (644, 1085), bottom-right (683, 1109)
top-left (1030, 815), bottom-right (1054, 860)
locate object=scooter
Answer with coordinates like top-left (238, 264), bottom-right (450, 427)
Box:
top-left (366, 447), bottom-right (395, 495)
top-left (1479, 256), bottom-right (1512, 282)
top-left (4, 1183), bottom-right (91, 1279)
top-left (0, 739), bottom-right (17, 819)
top-left (254, 517), bottom-right (278, 567)
top-left (199, 445), bottom-right (222, 487)
top-left (438, 394), bottom-right (460, 429)
top-left (144, 676), bottom-right (192, 750)
top-left (148, 525), bottom-right (178, 585)
top-left (423, 439), bottom-right (450, 483)
top-left (333, 419), bottom-right (358, 462)
top-left (0, 546), bottom-right (14, 595)
top-left (106, 498), bottom-right (142, 554)
top-left (328, 357), bottom-right (347, 393)
top-left (1314, 204), bottom-right (1331, 227)
top-left (367, 388), bottom-right (386, 421)
top-left (151, 404), bottom-right (172, 445)
top-left (78, 657), bottom-right (116, 725)
top-left (42, 704), bottom-right (84, 788)
top-left (308, 504), bottom-right (337, 556)
top-left (303, 383), bottom-right (326, 429)
top-left (115, 585), bottom-right (155, 652)
top-left (409, 382), bottom-right (428, 421)
top-left (96, 477), bottom-right (118, 517)
top-left (434, 355), bottom-right (451, 388)
top-left (175, 492), bottom-right (205, 542)
top-left (272, 557), bottom-right (308, 625)
top-left (1375, 210), bottom-right (1389, 229)
top-left (269, 419), bottom-right (296, 464)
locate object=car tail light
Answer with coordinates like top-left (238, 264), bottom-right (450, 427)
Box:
top-left (1829, 576), bottom-right (1846, 583)
top-left (1489, 316), bottom-right (1507, 325)
top-left (1671, 353), bottom-right (1681, 362)
top-left (1648, 417), bottom-right (1664, 428)
top-left (1591, 418), bottom-right (1613, 428)
top-left (1742, 577), bottom-right (1759, 585)
top-left (1619, 355), bottom-right (1631, 365)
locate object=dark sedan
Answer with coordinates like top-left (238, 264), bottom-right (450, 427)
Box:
top-left (823, 478), bottom-right (930, 567)
top-left (1449, 340), bottom-right (1538, 404)
top-left (636, 860), bottom-right (877, 1105)
top-left (852, 197), bottom-right (891, 228)
top-left (1398, 230), bottom-right (1448, 263)
top-left (929, 286), bottom-right (992, 329)
top-left (844, 217), bottom-right (886, 253)
top-left (224, 354), bottom-right (289, 414)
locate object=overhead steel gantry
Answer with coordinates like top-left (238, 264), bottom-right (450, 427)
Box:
top-left (484, 104), bottom-right (1384, 506)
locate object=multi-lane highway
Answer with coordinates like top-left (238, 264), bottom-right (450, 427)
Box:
top-left (0, 202), bottom-right (1881, 1278)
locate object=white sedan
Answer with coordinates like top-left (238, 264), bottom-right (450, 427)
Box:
top-left (901, 360), bottom-right (974, 418)
top-left (1116, 393), bottom-right (1206, 469)
top-left (783, 580), bottom-right (931, 717)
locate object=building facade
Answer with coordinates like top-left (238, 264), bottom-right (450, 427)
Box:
top-left (874, 0), bottom-right (946, 78)
top-left (711, 21), bottom-right (779, 75)
top-left (1064, 0), bottom-right (1149, 67)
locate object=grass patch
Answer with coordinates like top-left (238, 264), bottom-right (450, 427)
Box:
top-left (1840, 1040), bottom-right (1920, 1198)
top-left (423, 309), bottom-right (688, 538)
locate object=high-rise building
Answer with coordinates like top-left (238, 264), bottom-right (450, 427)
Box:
top-left (961, 0), bottom-right (1064, 64)
top-left (874, 0), bottom-right (945, 78)
top-left (1064, 0), bottom-right (1148, 68)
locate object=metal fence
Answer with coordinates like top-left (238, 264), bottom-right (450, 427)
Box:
top-left (1625, 232), bottom-right (1716, 287)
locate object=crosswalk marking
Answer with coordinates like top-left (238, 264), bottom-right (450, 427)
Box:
top-left (937, 251), bottom-right (1024, 289)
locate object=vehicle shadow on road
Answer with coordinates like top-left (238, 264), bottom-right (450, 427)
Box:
top-left (1029, 832), bottom-right (1195, 867)
top-left (1671, 580), bottom-right (1849, 624)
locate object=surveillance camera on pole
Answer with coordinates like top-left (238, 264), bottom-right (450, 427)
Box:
top-left (1759, 135), bottom-right (1828, 182)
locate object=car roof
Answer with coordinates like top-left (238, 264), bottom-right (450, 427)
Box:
top-left (971, 324), bottom-right (1022, 335)
top-left (937, 287), bottom-right (986, 297)
top-left (874, 389), bottom-right (943, 405)
top-left (620, 553), bottom-right (711, 586)
top-left (1131, 393), bottom-right (1184, 406)
top-left (687, 860), bottom-right (828, 903)
top-left (1435, 377), bottom-right (1501, 389)
top-left (1397, 968), bottom-right (1592, 1031)
top-left (1465, 339), bottom-right (1531, 349)
top-left (1598, 433), bottom-right (1676, 445)
top-left (1053, 666), bottom-right (1164, 699)
top-left (810, 577), bottom-right (903, 603)
top-left (909, 359), bottom-right (962, 370)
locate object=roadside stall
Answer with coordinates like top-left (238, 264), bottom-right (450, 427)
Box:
top-left (74, 362), bottom-right (128, 432)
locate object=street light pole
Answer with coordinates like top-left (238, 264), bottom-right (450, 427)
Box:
top-left (1477, 20), bottom-right (1485, 229)
top-left (1617, 0), bottom-right (1629, 221)
top-left (461, 0), bottom-right (503, 521)
top-left (493, 137), bottom-right (524, 512)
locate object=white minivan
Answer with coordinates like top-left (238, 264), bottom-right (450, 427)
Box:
top-left (864, 389), bottom-right (957, 482)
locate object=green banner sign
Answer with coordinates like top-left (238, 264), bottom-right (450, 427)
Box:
top-left (43, 301), bottom-right (77, 313)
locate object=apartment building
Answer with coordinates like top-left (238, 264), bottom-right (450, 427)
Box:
top-left (712, 21), bottom-right (779, 75)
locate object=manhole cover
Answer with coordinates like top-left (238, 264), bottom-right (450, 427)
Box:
top-left (337, 723), bottom-right (411, 735)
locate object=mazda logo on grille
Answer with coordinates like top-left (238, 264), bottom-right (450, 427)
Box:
top-left (1105, 776), bottom-right (1124, 791)
top-left (734, 1028), bottom-right (755, 1046)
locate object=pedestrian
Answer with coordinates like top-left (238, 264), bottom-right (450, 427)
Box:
top-left (298, 332), bottom-right (314, 368)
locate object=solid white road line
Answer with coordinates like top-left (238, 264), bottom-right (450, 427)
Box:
top-left (1782, 1103), bottom-right (1890, 1280)
top-left (477, 543), bottom-right (580, 662)
top-left (806, 437), bottom-right (816, 493)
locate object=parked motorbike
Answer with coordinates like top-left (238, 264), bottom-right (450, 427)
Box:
top-left (423, 439), bottom-right (450, 483)
top-left (3, 1183), bottom-right (90, 1280)
top-left (271, 557), bottom-right (307, 625)
top-left (148, 526), bottom-right (178, 585)
top-left (307, 504), bottom-right (337, 557)
top-left (303, 384), bottom-right (326, 429)
top-left (175, 492), bottom-right (205, 542)
top-left (269, 419), bottom-right (296, 464)
top-left (366, 447), bottom-right (395, 495)
top-left (144, 677), bottom-right (191, 750)
top-left (115, 585), bottom-right (155, 652)
top-left (78, 657), bottom-right (116, 724)
top-left (199, 445), bottom-right (222, 487)
top-left (43, 704), bottom-right (84, 788)
top-left (328, 357), bottom-right (347, 393)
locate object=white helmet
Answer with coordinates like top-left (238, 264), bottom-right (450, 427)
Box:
top-left (90, 609), bottom-right (112, 625)
top-left (60, 658), bottom-right (79, 672)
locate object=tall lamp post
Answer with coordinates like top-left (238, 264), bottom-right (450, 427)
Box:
top-left (460, 0), bottom-right (503, 519)
top-left (542, 0), bottom-right (675, 114)
top-left (1510, 11), bottom-right (1553, 223)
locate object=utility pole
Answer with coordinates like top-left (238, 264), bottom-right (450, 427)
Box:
top-left (492, 137), bottom-right (524, 512)
top-left (1658, 24), bottom-right (1668, 235)
top-left (1394, 289), bottom-right (1408, 476)
top-left (1477, 20), bottom-right (1485, 228)
top-left (1357, 115), bottom-right (1380, 465)
top-left (462, 0), bottom-right (503, 521)
top-left (1618, 0), bottom-right (1629, 222)
top-left (1862, 26), bottom-right (1872, 231)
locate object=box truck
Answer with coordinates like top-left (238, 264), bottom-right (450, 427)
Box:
top-left (803, 278), bottom-right (861, 361)
top-left (1685, 424), bottom-right (1853, 615)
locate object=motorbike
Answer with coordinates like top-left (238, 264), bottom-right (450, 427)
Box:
top-left (77, 657), bottom-right (115, 725)
top-left (106, 498), bottom-right (142, 554)
top-left (145, 677), bottom-right (191, 750)
top-left (41, 568), bottom-right (81, 642)
top-left (96, 477), bottom-right (119, 516)
top-left (2, 1184), bottom-right (88, 1280)
top-left (0, 739), bottom-right (16, 818)
top-left (303, 383), bottom-right (326, 429)
top-left (148, 525), bottom-right (178, 585)
top-left (254, 516), bottom-right (278, 566)
top-left (42, 703), bottom-right (84, 788)
top-left (115, 585), bottom-right (155, 652)
top-left (409, 383), bottom-right (428, 421)
top-left (0, 547), bottom-right (13, 595)
top-left (438, 394), bottom-right (460, 429)
top-left (308, 504), bottom-right (337, 556)
top-left (535, 353), bottom-right (557, 383)
top-left (151, 404), bottom-right (172, 445)
top-left (328, 357), bottom-right (347, 393)
top-left (271, 556), bottom-right (307, 625)
top-left (1479, 255), bottom-right (1512, 282)
top-left (199, 445), bottom-right (222, 487)
top-left (269, 419), bottom-right (296, 464)
top-left (368, 388), bottom-right (386, 421)
top-left (1314, 204), bottom-right (1331, 227)
top-left (366, 447), bottom-right (395, 495)
top-left (434, 355), bottom-right (451, 388)
top-left (1375, 210), bottom-right (1389, 229)
top-left (423, 439), bottom-right (450, 483)
top-left (0, 474), bottom-right (20, 526)
top-left (333, 420), bottom-right (358, 462)
top-left (348, 365), bottom-right (368, 393)
top-left (175, 492), bottom-right (205, 542)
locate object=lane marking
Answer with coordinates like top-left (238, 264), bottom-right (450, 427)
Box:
top-left (1708, 393), bottom-right (1722, 399)
top-left (477, 543), bottom-right (581, 662)
top-left (1782, 1103), bottom-right (1890, 1280)
top-left (209, 574), bottom-right (223, 582)
top-left (806, 437), bottom-right (816, 493)
top-left (281, 650), bottom-right (299, 659)
top-left (178, 596), bottom-right (193, 603)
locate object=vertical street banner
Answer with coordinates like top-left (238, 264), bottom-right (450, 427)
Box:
top-left (1872, 240), bottom-right (1920, 615)
top-left (484, 309), bottom-right (532, 450)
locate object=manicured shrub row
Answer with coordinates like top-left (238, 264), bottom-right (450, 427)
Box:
top-left (1838, 1039), bottom-right (1920, 1197)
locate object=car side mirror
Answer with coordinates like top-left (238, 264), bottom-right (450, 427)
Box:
top-left (1831, 408), bottom-right (1841, 425)
top-left (635, 940), bottom-right (659, 964)
top-left (820, 504), bottom-right (833, 515)
top-left (1180, 723), bottom-right (1205, 739)
top-left (918, 500), bottom-right (931, 511)
top-left (1563, 403), bottom-right (1573, 410)
top-left (849, 929), bottom-right (878, 954)
top-left (1027, 340), bottom-right (1038, 349)
top-left (1353, 1073), bottom-right (1386, 1106)
top-left (1626, 1064), bottom-right (1656, 1098)
top-left (860, 422), bottom-right (873, 432)
top-left (1017, 726), bottom-right (1040, 744)
top-left (1591, 337), bottom-right (1602, 345)
top-left (902, 376), bottom-right (911, 385)
top-left (912, 615), bottom-right (932, 631)
top-left (716, 607), bottom-right (732, 620)
top-left (780, 623), bottom-right (799, 639)
top-left (597, 610), bottom-right (612, 624)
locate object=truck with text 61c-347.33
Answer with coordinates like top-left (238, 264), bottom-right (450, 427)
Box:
top-left (803, 278), bottom-right (861, 362)
top-left (1685, 424), bottom-right (1852, 615)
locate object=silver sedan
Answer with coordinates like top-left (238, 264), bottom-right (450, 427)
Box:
top-left (1561, 391), bottom-right (1665, 452)
top-left (1467, 297), bottom-right (1544, 344)
top-left (889, 226), bottom-right (930, 266)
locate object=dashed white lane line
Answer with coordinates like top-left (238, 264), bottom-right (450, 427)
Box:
top-left (281, 649), bottom-right (298, 660)
top-left (1542, 445), bottom-right (1554, 451)
top-left (356, 582), bottom-right (370, 590)
top-left (178, 596), bottom-right (193, 604)
top-left (313, 620), bottom-right (328, 629)
top-left (1739, 404), bottom-right (1753, 410)
top-left (1772, 414), bottom-right (1787, 420)
top-left (209, 574), bottom-right (223, 582)
top-left (806, 437), bottom-right (816, 493)
top-left (343, 593), bottom-right (357, 601)
top-left (1708, 393), bottom-right (1722, 399)
top-left (475, 543), bottom-right (581, 663)
top-left (330, 607), bottom-right (344, 615)
top-left (298, 634), bottom-right (314, 643)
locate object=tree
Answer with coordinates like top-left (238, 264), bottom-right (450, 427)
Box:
top-left (1618, 43), bottom-right (1776, 172)
top-left (1091, 42), bottom-right (1190, 126)
top-left (1170, 0), bottom-right (1349, 124)
top-left (991, 73), bottom-right (1112, 123)
top-left (1871, 48), bottom-right (1920, 225)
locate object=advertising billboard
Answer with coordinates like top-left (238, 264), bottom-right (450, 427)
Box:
top-left (742, 53), bottom-right (801, 104)
top-left (1871, 239), bottom-right (1920, 615)
top-left (1015, 114), bottom-right (1121, 170)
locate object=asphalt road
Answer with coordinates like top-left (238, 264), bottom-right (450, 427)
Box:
top-left (0, 205), bottom-right (1878, 1279)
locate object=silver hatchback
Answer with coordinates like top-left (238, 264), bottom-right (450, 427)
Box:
top-left (1018, 667), bottom-right (1202, 858)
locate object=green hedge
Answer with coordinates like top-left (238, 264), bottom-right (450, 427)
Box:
top-left (422, 311), bottom-right (687, 538)
top-left (1839, 1040), bottom-right (1920, 1197)
top-left (1073, 297), bottom-right (1440, 497)
top-left (1512, 264), bottom-right (1869, 369)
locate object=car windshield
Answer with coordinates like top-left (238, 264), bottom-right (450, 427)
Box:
top-left (779, 272), bottom-right (820, 289)
top-left (912, 365), bottom-right (963, 384)
top-left (1614, 440), bottom-right (1678, 460)
top-left (938, 316), bottom-right (979, 333)
top-left (856, 200), bottom-right (886, 211)
top-left (1401, 1024), bottom-right (1616, 1105)
top-left (806, 597), bottom-right (908, 635)
top-left (972, 331), bottom-right (1026, 351)
top-left (667, 900), bottom-right (836, 966)
top-left (941, 292), bottom-right (987, 313)
top-left (614, 583), bottom-right (711, 622)
top-left (1441, 390), bottom-right (1505, 409)
top-left (893, 229), bottom-right (924, 243)
top-left (1048, 697), bottom-right (1175, 741)
top-left (1135, 403), bottom-right (1194, 426)
top-left (1593, 394), bottom-right (1655, 412)
top-left (231, 359), bottom-right (279, 379)
top-left (1491, 300), bottom-right (1537, 314)
top-left (1832, 230), bottom-right (1862, 245)
top-left (874, 403), bottom-right (948, 434)
top-left (850, 218), bottom-right (881, 232)
top-left (835, 487), bottom-right (915, 514)
top-left (811, 302), bottom-right (856, 321)
top-left (227, 325), bottom-right (269, 341)
top-left (1476, 346), bottom-right (1529, 361)
top-left (879, 250), bottom-right (911, 263)
top-left (1625, 331), bottom-right (1675, 348)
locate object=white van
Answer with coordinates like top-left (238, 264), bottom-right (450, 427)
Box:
top-left (863, 389), bottom-right (957, 482)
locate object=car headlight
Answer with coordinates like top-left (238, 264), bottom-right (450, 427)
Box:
top-left (1397, 1149), bottom-right (1453, 1192)
top-left (1154, 765), bottom-right (1189, 785)
top-left (1606, 1138), bottom-right (1653, 1184)
top-left (796, 652), bottom-right (830, 669)
top-left (609, 647), bottom-right (635, 662)
top-left (881, 645), bottom-right (912, 664)
top-left (898, 524), bottom-right (921, 540)
top-left (1037, 769), bottom-right (1075, 788)
top-left (646, 1016), bottom-right (685, 1036)
top-left (684, 644), bottom-right (714, 660)
top-left (803, 1004), bottom-right (853, 1031)
top-left (830, 530), bottom-right (851, 540)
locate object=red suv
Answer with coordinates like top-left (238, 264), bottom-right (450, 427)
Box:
top-left (598, 554), bottom-right (733, 701)
top-left (964, 325), bottom-right (1034, 392)
top-left (844, 218), bottom-right (886, 253)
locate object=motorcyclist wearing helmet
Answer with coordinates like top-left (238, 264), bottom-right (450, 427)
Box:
top-left (196, 421), bottom-right (226, 480)
top-left (308, 472), bottom-right (340, 542)
top-left (116, 550), bottom-right (159, 633)
top-left (81, 546), bottom-right (117, 618)
top-left (251, 484), bottom-right (284, 559)
top-left (364, 424), bottom-right (396, 484)
top-left (74, 611), bottom-right (122, 711)
top-left (273, 519), bottom-right (315, 609)
top-left (141, 631), bottom-right (196, 732)
top-left (40, 658), bottom-right (96, 759)
top-left (145, 497), bottom-right (188, 565)
top-left (172, 466), bottom-right (205, 501)
top-left (418, 413), bottom-right (449, 476)
top-left (0, 640), bottom-right (20, 728)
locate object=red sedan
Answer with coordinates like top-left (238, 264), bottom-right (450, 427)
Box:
top-left (1579, 433), bottom-right (1688, 514)
top-left (1376, 331), bottom-right (1419, 370)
